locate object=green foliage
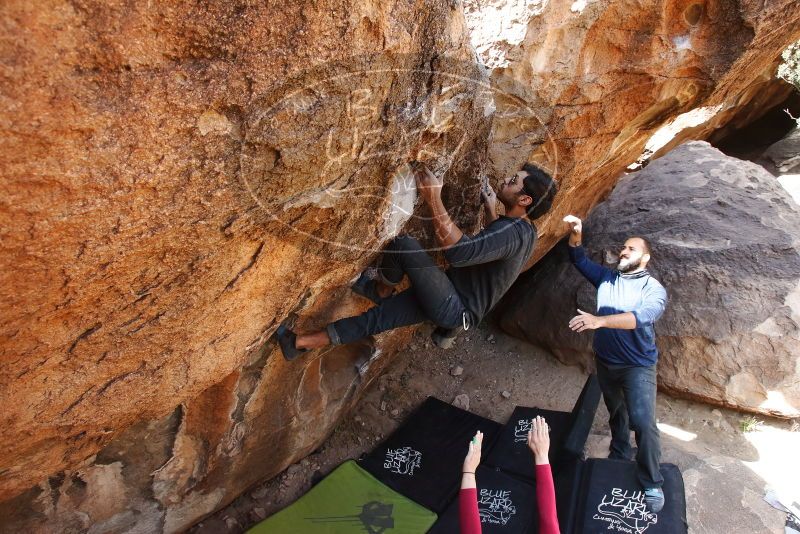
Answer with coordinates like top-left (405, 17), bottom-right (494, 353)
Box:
top-left (739, 415), bottom-right (763, 433)
top-left (778, 40), bottom-right (800, 91)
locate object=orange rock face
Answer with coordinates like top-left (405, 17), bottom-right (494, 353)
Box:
top-left (0, 1), bottom-right (492, 530)
top-left (1, 0), bottom-right (798, 532)
top-left (466, 0), bottom-right (800, 264)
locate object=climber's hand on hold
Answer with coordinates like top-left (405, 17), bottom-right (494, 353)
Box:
top-left (480, 177), bottom-right (497, 205)
top-left (481, 176), bottom-right (499, 224)
top-left (415, 163), bottom-right (443, 205)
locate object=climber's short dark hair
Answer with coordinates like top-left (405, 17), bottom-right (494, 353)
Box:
top-left (520, 163), bottom-right (557, 219)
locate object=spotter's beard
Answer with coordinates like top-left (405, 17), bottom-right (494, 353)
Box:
top-left (618, 256), bottom-right (642, 273)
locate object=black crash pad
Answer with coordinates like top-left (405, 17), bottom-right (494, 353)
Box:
top-left (567, 458), bottom-right (688, 534)
top-left (359, 396), bottom-right (502, 513)
top-left (485, 374), bottom-right (601, 479)
top-left (427, 465), bottom-right (538, 534)
top-left (553, 457), bottom-right (586, 534)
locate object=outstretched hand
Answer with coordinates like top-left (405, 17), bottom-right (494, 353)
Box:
top-left (563, 214), bottom-right (582, 234)
top-left (463, 431), bottom-right (483, 473)
top-left (569, 309), bottom-right (604, 332)
top-left (527, 415), bottom-right (551, 465)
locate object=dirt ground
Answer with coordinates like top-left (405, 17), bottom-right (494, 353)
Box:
top-left (192, 322), bottom-right (799, 534)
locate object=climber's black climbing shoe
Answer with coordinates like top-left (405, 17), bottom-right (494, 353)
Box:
top-left (275, 324), bottom-right (308, 361)
top-left (431, 326), bottom-right (458, 349)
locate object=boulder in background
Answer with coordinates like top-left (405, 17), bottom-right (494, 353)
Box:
top-left (499, 141), bottom-right (800, 418)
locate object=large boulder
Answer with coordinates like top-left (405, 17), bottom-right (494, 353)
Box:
top-left (761, 126), bottom-right (800, 174)
top-left (0, 1), bottom-right (492, 531)
top-left (759, 126), bottom-right (800, 204)
top-left (499, 141), bottom-right (800, 418)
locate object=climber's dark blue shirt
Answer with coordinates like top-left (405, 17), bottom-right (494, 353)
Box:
top-left (569, 245), bottom-right (667, 366)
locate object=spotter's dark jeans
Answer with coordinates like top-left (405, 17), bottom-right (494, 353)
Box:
top-left (327, 235), bottom-right (468, 346)
top-left (596, 356), bottom-right (664, 489)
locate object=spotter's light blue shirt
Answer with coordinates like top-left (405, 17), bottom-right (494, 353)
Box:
top-left (569, 245), bottom-right (667, 366)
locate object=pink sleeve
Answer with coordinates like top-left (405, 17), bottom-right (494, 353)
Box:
top-left (459, 487), bottom-right (482, 534)
top-left (535, 464), bottom-right (561, 534)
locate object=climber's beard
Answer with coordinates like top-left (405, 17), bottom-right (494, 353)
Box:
top-left (617, 256), bottom-right (641, 273)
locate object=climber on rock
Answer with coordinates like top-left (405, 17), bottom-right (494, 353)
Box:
top-left (563, 214), bottom-right (668, 514)
top-left (275, 161), bottom-right (557, 361)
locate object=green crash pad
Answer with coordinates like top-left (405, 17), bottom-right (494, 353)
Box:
top-left (248, 460), bottom-right (437, 534)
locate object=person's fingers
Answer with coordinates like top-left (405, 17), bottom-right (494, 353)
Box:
top-left (577, 309), bottom-right (587, 315)
top-left (563, 215), bottom-right (582, 230)
top-left (571, 315), bottom-right (594, 331)
top-left (570, 319), bottom-right (588, 331)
